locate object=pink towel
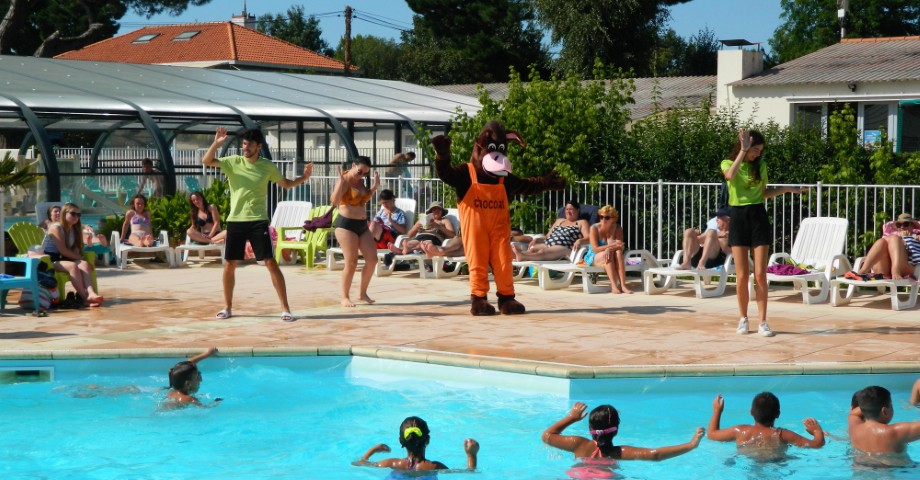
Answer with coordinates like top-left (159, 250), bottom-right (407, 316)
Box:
top-left (767, 264), bottom-right (811, 276)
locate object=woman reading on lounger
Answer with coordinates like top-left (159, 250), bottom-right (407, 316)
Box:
top-left (390, 201), bottom-right (456, 254)
top-left (331, 156), bottom-right (379, 307)
top-left (513, 200), bottom-right (589, 261)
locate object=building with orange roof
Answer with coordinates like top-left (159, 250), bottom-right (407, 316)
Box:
top-left (55, 21), bottom-right (356, 75)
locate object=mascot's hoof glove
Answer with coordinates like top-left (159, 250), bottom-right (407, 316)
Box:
top-left (470, 295), bottom-right (496, 316)
top-left (497, 294), bottom-right (526, 315)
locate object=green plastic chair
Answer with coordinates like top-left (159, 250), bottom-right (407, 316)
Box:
top-left (7, 221), bottom-right (98, 292)
top-left (275, 205), bottom-right (338, 269)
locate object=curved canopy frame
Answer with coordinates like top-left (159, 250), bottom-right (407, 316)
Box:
top-left (0, 55), bottom-right (479, 203)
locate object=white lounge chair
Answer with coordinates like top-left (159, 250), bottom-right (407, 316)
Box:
top-left (760, 217), bottom-right (850, 304)
top-left (326, 199), bottom-right (416, 272)
top-left (643, 252), bottom-right (737, 298)
top-left (110, 230), bottom-right (176, 269)
top-left (539, 248), bottom-right (658, 294)
top-left (829, 258), bottom-right (919, 311)
top-left (174, 234), bottom-right (225, 266)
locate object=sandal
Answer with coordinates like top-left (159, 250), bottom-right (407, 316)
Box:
top-left (843, 271), bottom-right (863, 281)
top-left (215, 309), bottom-right (232, 319)
top-left (281, 311), bottom-right (295, 322)
top-left (88, 296), bottom-right (104, 307)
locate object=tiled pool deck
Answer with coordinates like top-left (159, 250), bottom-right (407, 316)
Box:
top-left (1, 259), bottom-right (918, 377)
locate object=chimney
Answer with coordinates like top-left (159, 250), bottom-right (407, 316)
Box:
top-left (716, 40), bottom-right (764, 110)
top-left (231, 1), bottom-right (256, 30)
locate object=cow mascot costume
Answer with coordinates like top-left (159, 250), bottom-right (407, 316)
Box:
top-left (432, 120), bottom-right (565, 316)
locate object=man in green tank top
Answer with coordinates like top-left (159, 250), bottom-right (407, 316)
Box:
top-left (203, 127), bottom-right (313, 323)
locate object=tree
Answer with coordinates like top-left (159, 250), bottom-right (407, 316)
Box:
top-left (401, 0), bottom-right (550, 85)
top-left (770, 0), bottom-right (920, 64)
top-left (256, 5), bottom-right (332, 57)
top-left (426, 62), bottom-right (634, 229)
top-left (334, 34), bottom-right (402, 80)
top-left (532, 0), bottom-right (691, 78)
top-left (0, 0), bottom-right (212, 57)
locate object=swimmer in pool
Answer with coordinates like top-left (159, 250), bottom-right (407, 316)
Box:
top-left (353, 416), bottom-right (478, 472)
top-left (542, 401), bottom-right (704, 467)
top-left (848, 385), bottom-right (920, 467)
top-left (707, 392), bottom-right (824, 462)
top-left (166, 347), bottom-right (220, 407)
top-left (910, 378), bottom-right (920, 406)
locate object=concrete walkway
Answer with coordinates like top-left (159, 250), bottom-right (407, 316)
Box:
top-left (1, 257), bottom-right (918, 376)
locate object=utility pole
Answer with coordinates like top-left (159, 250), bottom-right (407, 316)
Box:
top-left (838, 0), bottom-right (848, 39)
top-left (344, 6), bottom-right (352, 76)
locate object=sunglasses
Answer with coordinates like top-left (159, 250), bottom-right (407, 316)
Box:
top-left (896, 222), bottom-right (913, 228)
top-left (599, 215), bottom-right (615, 220)
top-left (68, 212), bottom-right (82, 218)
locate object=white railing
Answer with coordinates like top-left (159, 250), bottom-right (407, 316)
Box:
top-left (17, 148), bottom-right (920, 260)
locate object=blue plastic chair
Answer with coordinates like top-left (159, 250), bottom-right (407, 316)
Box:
top-left (0, 257), bottom-right (42, 314)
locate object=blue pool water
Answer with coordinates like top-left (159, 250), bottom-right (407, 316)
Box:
top-left (0, 356), bottom-right (917, 479)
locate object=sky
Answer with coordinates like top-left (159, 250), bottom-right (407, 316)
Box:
top-left (118, 0), bottom-right (784, 52)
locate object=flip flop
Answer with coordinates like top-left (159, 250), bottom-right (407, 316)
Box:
top-left (88, 296), bottom-right (104, 307)
top-left (281, 311), bottom-right (294, 322)
top-left (215, 309), bottom-right (232, 319)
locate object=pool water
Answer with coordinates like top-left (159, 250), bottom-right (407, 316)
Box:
top-left (0, 357), bottom-right (917, 480)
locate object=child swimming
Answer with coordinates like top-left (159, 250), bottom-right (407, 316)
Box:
top-left (707, 392), bottom-right (824, 461)
top-left (354, 416), bottom-right (478, 472)
top-left (542, 401), bottom-right (704, 471)
top-left (848, 385), bottom-right (920, 467)
top-left (166, 347), bottom-right (220, 407)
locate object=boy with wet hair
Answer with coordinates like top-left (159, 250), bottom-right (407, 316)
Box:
top-left (708, 392), bottom-right (824, 460)
top-left (354, 416), bottom-right (478, 472)
top-left (167, 347), bottom-right (219, 407)
top-left (849, 386), bottom-right (920, 461)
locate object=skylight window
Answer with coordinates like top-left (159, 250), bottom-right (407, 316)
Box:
top-left (132, 33), bottom-right (159, 44)
top-left (173, 31), bottom-right (200, 41)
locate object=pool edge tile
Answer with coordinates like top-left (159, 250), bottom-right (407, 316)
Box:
top-left (252, 347), bottom-right (317, 357)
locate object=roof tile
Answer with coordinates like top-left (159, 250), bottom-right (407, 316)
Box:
top-left (55, 22), bottom-right (354, 73)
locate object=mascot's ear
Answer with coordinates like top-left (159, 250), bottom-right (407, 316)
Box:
top-left (506, 130), bottom-right (526, 149)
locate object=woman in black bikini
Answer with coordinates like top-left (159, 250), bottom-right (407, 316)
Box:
top-left (187, 191), bottom-right (226, 244)
top-left (514, 200), bottom-right (590, 261)
top-left (331, 156), bottom-right (379, 307)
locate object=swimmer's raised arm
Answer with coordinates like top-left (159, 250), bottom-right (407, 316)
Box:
top-left (352, 443), bottom-right (395, 467)
top-left (779, 418), bottom-right (825, 448)
top-left (619, 427), bottom-right (704, 461)
top-left (464, 438), bottom-right (479, 470)
top-left (707, 394), bottom-right (738, 442)
top-left (188, 347), bottom-right (218, 365)
top-left (542, 401), bottom-right (591, 453)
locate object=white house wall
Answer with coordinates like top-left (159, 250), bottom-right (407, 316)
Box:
top-left (729, 81), bottom-right (920, 128)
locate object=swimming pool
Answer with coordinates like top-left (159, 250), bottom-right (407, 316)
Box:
top-left (0, 356), bottom-right (917, 479)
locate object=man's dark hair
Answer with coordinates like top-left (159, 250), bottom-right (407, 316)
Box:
top-left (857, 386), bottom-right (892, 421)
top-left (240, 128), bottom-right (265, 145)
top-left (751, 392), bottom-right (780, 426)
top-left (379, 189), bottom-right (395, 201)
